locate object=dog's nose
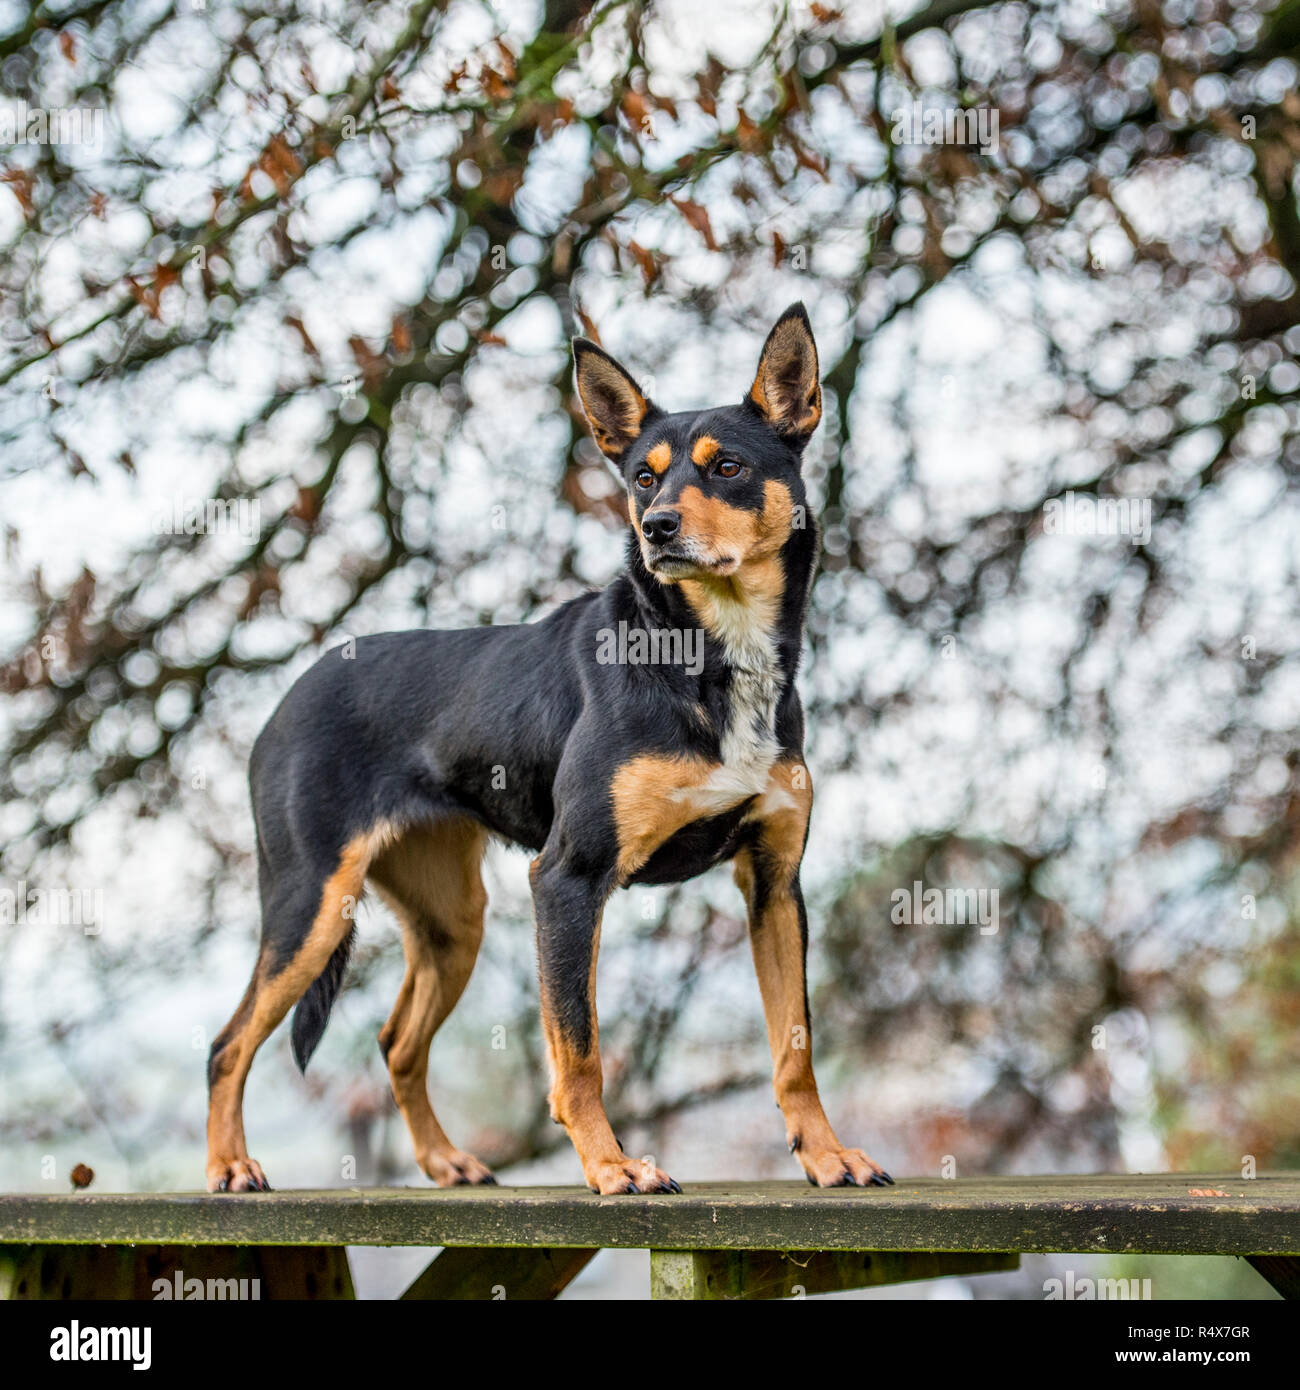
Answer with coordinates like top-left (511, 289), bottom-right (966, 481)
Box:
top-left (642, 510), bottom-right (681, 544)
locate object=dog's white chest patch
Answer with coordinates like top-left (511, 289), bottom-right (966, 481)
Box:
top-left (676, 589), bottom-right (783, 817)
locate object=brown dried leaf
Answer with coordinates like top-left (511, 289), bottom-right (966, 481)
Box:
top-left (238, 565), bottom-right (281, 620)
top-left (348, 335), bottom-right (386, 391)
top-left (627, 239), bottom-right (659, 289)
top-left (622, 90), bottom-right (652, 130)
top-left (289, 487), bottom-right (320, 524)
top-left (671, 196), bottom-right (718, 251)
top-left (494, 39), bottom-right (517, 81)
top-left (1, 169), bottom-right (35, 219)
top-left (735, 110), bottom-right (764, 153)
top-left (262, 134), bottom-right (304, 196)
top-left (126, 276), bottom-right (162, 319)
top-left (481, 166), bottom-right (522, 206)
top-left (286, 314), bottom-right (319, 359)
top-left (575, 307), bottom-right (601, 345)
top-left (481, 66), bottom-right (512, 103)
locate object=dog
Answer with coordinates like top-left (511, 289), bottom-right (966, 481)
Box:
top-left (205, 303), bottom-right (892, 1195)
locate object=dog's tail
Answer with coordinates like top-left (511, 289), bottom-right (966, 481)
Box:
top-left (290, 926), bottom-right (356, 1072)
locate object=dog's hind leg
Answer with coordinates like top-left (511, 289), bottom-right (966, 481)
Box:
top-left (206, 830), bottom-right (382, 1192)
top-left (370, 820), bottom-right (495, 1186)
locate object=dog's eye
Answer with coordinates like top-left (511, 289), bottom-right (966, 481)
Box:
top-left (635, 470), bottom-right (655, 490)
top-left (717, 460), bottom-right (744, 478)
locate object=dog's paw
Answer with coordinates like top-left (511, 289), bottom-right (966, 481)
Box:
top-left (419, 1147), bottom-right (498, 1187)
top-left (585, 1155), bottom-right (682, 1195)
top-left (797, 1144), bottom-right (893, 1189)
top-left (206, 1157), bottom-right (271, 1193)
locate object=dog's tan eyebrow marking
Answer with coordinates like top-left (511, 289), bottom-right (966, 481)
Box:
top-left (646, 441), bottom-right (672, 474)
top-left (691, 436), bottom-right (719, 466)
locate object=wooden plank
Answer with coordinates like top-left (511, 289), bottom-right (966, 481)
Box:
top-left (650, 1248), bottom-right (1020, 1299)
top-left (1246, 1255), bottom-right (1300, 1300)
top-left (0, 1244), bottom-right (135, 1299)
top-left (0, 1243), bottom-right (353, 1300)
top-left (401, 1246), bottom-right (597, 1300)
top-left (1, 1176), bottom-right (1298, 1255)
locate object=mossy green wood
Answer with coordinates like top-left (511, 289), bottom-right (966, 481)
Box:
top-left (1, 1176), bottom-right (1297, 1255)
top-left (0, 1243), bottom-right (354, 1299)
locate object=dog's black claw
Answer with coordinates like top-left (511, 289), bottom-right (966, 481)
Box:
top-left (833, 1169), bottom-right (858, 1187)
top-left (806, 1172), bottom-right (818, 1187)
top-left (624, 1182), bottom-right (641, 1194)
top-left (479, 1173), bottom-right (498, 1185)
top-left (218, 1178), bottom-right (229, 1193)
top-left (667, 1179), bottom-right (682, 1194)
top-left (871, 1170), bottom-right (894, 1186)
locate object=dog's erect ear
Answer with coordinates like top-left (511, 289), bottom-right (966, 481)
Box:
top-left (573, 339), bottom-right (657, 462)
top-left (747, 302), bottom-right (822, 444)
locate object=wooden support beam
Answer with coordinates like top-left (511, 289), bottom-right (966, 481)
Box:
top-left (650, 1248), bottom-right (1020, 1300)
top-left (0, 1243), bottom-right (354, 1300)
top-left (401, 1246), bottom-right (597, 1300)
top-left (1246, 1255), bottom-right (1300, 1300)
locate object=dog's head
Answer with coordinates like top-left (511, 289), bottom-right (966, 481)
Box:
top-left (573, 303), bottom-right (821, 583)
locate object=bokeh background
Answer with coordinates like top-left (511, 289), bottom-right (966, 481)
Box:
top-left (1, 0), bottom-right (1298, 1298)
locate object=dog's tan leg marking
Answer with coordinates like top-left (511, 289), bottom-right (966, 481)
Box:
top-left (736, 762), bottom-right (888, 1187)
top-left (609, 753), bottom-right (720, 882)
top-left (206, 826), bottom-right (391, 1192)
top-left (206, 975), bottom-right (265, 1192)
top-left (371, 819), bottom-right (494, 1186)
top-left (530, 861), bottom-right (677, 1195)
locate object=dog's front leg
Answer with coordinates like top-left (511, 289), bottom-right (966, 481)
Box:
top-left (737, 762), bottom-right (893, 1188)
top-left (529, 852), bottom-right (680, 1194)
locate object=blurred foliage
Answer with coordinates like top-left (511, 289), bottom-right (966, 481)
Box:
top-left (1, 0), bottom-right (1299, 1218)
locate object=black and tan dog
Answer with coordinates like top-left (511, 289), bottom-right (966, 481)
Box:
top-left (206, 303), bottom-right (892, 1195)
